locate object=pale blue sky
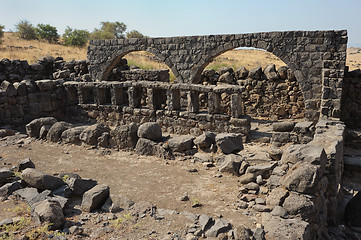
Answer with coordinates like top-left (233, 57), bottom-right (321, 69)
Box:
top-left (1, 0), bottom-right (361, 46)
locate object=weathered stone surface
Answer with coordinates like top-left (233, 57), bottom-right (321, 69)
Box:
top-left (39, 125), bottom-right (51, 139)
top-left (233, 224), bottom-right (252, 240)
top-left (194, 132), bottom-right (216, 151)
top-left (109, 123), bottom-right (139, 149)
top-left (46, 121), bottom-right (73, 142)
top-left (16, 158), bottom-right (35, 172)
top-left (0, 181), bottom-right (21, 197)
top-left (248, 66), bottom-right (262, 80)
top-left (0, 168), bottom-right (14, 186)
top-left (272, 122), bottom-right (295, 132)
top-left (280, 162), bottom-right (321, 194)
top-left (271, 206), bottom-right (288, 218)
top-left (218, 154), bottom-right (243, 175)
top-left (239, 173), bottom-right (256, 184)
top-left (205, 218), bottom-right (231, 238)
top-left (13, 187), bottom-right (39, 202)
top-left (0, 128), bottom-right (15, 138)
top-left (31, 200), bottom-right (65, 230)
top-left (199, 214), bottom-right (213, 231)
top-left (81, 184), bottom-right (110, 212)
top-left (135, 138), bottom-right (172, 159)
top-left (137, 122), bottom-right (162, 141)
top-left (264, 64), bottom-right (279, 80)
top-left (167, 135), bottom-right (195, 152)
top-left (80, 123), bottom-right (110, 145)
top-left (235, 66), bottom-right (249, 79)
top-left (61, 126), bottom-right (87, 144)
top-left (267, 148), bottom-right (283, 161)
top-left (21, 168), bottom-right (65, 191)
top-left (262, 212), bottom-right (311, 240)
top-left (266, 187), bottom-right (289, 207)
top-left (52, 185), bottom-right (72, 198)
top-left (282, 191), bottom-right (315, 221)
top-left (66, 177), bottom-right (97, 197)
top-left (280, 144), bottom-right (327, 169)
top-left (245, 162), bottom-right (277, 179)
top-left (193, 152), bottom-right (213, 163)
top-left (25, 117), bottom-right (57, 138)
top-left (102, 195), bottom-right (135, 213)
top-left (215, 133), bottom-right (243, 154)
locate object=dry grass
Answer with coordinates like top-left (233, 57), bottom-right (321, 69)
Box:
top-left (1, 32), bottom-right (360, 72)
top-left (0, 32), bottom-right (86, 63)
top-left (347, 47), bottom-right (361, 71)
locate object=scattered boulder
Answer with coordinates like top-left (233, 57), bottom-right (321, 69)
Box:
top-left (0, 128), bottom-right (15, 138)
top-left (80, 123), bottom-right (110, 145)
top-left (25, 117), bottom-right (57, 138)
top-left (193, 152), bottom-right (213, 163)
top-left (21, 168), bottom-right (65, 191)
top-left (235, 66), bottom-right (249, 79)
top-left (280, 144), bottom-right (327, 169)
top-left (16, 158), bottom-right (35, 172)
top-left (39, 125), bottom-right (51, 139)
top-left (61, 126), bottom-right (87, 144)
top-left (262, 213), bottom-right (311, 240)
top-left (248, 66), bottom-right (263, 80)
top-left (81, 184), bottom-right (110, 212)
top-left (282, 192), bottom-right (315, 221)
top-left (137, 122), bottom-right (162, 141)
top-left (31, 200), bottom-right (65, 230)
top-left (205, 218), bottom-right (231, 238)
top-left (167, 135), bottom-right (195, 152)
top-left (193, 132), bottom-right (216, 152)
top-left (215, 133), bottom-right (243, 154)
top-left (218, 154), bottom-right (243, 176)
top-left (109, 123), bottom-right (139, 149)
top-left (266, 187), bottom-right (289, 207)
top-left (199, 214), bottom-right (214, 231)
top-left (135, 138), bottom-right (172, 159)
top-left (66, 177), bottom-right (97, 197)
top-left (46, 121), bottom-right (73, 142)
top-left (0, 168), bottom-right (14, 186)
top-left (0, 181), bottom-right (21, 197)
top-left (13, 188), bottom-right (39, 202)
top-left (102, 195), bottom-right (135, 213)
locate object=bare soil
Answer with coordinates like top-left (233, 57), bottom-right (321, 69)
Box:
top-left (0, 130), bottom-right (275, 239)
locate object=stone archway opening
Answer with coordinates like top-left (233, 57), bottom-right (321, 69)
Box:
top-left (198, 48), bottom-right (305, 120)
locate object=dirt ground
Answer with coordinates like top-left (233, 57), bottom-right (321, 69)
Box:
top-left (0, 128), bottom-right (275, 239)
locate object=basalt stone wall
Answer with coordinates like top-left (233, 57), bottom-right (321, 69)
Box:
top-left (0, 79), bottom-right (66, 125)
top-left (88, 30), bottom-right (348, 121)
top-left (341, 68), bottom-right (361, 128)
top-left (201, 65), bottom-right (305, 119)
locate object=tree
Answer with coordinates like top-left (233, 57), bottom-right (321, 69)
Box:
top-left (126, 30), bottom-right (146, 39)
top-left (35, 23), bottom-right (59, 43)
top-left (90, 21), bottom-right (127, 40)
top-left (62, 26), bottom-right (89, 47)
top-left (0, 25), bottom-right (4, 44)
top-left (15, 20), bottom-right (36, 40)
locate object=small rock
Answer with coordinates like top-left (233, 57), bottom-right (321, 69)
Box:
top-left (81, 184), bottom-right (110, 212)
top-left (215, 133), bottom-right (243, 154)
top-left (0, 181), bottom-right (21, 197)
top-left (21, 168), bottom-right (65, 191)
top-left (137, 122), bottom-right (162, 141)
top-left (16, 158), bottom-right (35, 172)
top-left (31, 200), bottom-right (65, 230)
top-left (167, 135), bottom-right (195, 152)
top-left (255, 198), bottom-right (266, 205)
top-left (239, 173), bottom-right (256, 184)
top-left (256, 175), bottom-right (263, 185)
top-left (272, 122), bottom-right (295, 132)
top-left (205, 218), bottom-right (231, 238)
top-left (271, 206), bottom-right (288, 218)
top-left (180, 193), bottom-right (189, 201)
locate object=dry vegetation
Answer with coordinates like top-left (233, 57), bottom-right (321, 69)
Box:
top-left (1, 32), bottom-right (360, 72)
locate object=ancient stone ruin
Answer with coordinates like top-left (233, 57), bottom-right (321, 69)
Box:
top-left (1, 30), bottom-right (361, 239)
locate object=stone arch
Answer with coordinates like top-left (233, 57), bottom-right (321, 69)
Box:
top-left (99, 45), bottom-right (178, 81)
top-left (190, 41), bottom-right (307, 102)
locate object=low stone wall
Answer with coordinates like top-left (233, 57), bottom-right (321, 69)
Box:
top-left (201, 65), bottom-right (304, 119)
top-left (0, 79), bottom-right (66, 125)
top-left (63, 81), bottom-right (251, 138)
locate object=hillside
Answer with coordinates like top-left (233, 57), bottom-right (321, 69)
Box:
top-left (0, 32), bottom-right (360, 71)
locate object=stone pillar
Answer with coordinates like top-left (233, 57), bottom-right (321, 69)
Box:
top-left (208, 92), bottom-right (221, 114)
top-left (128, 87), bottom-right (141, 108)
top-left (230, 93), bottom-right (243, 118)
top-left (188, 91), bottom-right (199, 113)
top-left (111, 88), bottom-right (124, 105)
top-left (147, 88), bottom-right (162, 110)
top-left (167, 89), bottom-right (181, 110)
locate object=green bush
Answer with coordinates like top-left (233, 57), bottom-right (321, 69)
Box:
top-left (35, 23), bottom-right (59, 43)
top-left (126, 30), bottom-right (146, 39)
top-left (62, 26), bottom-right (89, 47)
top-left (90, 21), bottom-right (127, 40)
top-left (15, 20), bottom-right (37, 40)
top-left (0, 25), bottom-right (4, 44)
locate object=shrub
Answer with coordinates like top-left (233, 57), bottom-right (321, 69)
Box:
top-left (0, 25), bottom-right (4, 44)
top-left (35, 23), bottom-right (59, 43)
top-left (90, 21), bottom-right (127, 40)
top-left (15, 20), bottom-right (37, 40)
top-left (126, 30), bottom-right (146, 39)
top-left (62, 26), bottom-right (89, 47)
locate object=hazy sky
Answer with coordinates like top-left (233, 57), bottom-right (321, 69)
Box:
top-left (1, 0), bottom-right (361, 47)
